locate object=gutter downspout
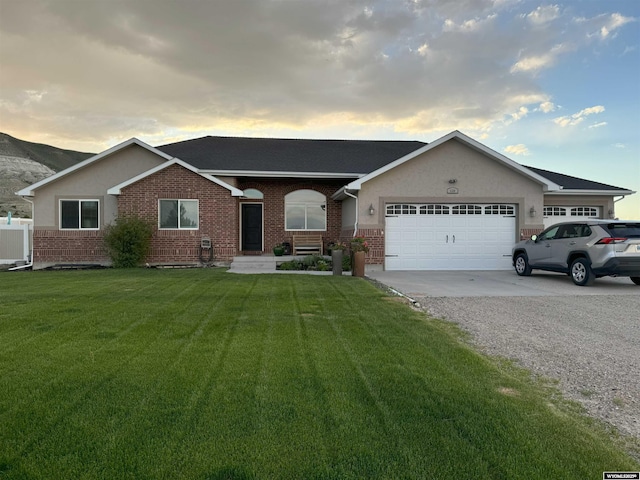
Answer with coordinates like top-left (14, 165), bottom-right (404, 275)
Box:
top-left (9, 196), bottom-right (34, 271)
top-left (343, 189), bottom-right (359, 237)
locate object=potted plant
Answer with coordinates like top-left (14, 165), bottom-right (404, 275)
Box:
top-left (273, 243), bottom-right (285, 256)
top-left (350, 236), bottom-right (369, 277)
top-left (330, 241), bottom-right (347, 276)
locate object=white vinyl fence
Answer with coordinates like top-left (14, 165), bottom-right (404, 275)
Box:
top-left (0, 218), bottom-right (33, 264)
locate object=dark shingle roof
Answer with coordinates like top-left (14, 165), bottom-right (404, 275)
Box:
top-left (524, 165), bottom-right (630, 192)
top-left (157, 136), bottom-right (426, 175)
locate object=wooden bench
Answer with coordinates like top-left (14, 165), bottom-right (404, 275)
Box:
top-left (292, 235), bottom-right (323, 255)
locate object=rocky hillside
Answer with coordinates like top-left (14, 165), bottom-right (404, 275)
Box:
top-left (0, 133), bottom-right (94, 217)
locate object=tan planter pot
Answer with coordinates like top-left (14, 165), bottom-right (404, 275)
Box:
top-left (352, 251), bottom-right (365, 277)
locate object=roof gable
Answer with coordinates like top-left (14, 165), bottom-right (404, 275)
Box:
top-left (343, 131), bottom-right (560, 192)
top-left (107, 159), bottom-right (243, 196)
top-left (17, 138), bottom-right (173, 196)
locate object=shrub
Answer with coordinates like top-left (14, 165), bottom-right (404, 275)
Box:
top-left (103, 216), bottom-right (154, 268)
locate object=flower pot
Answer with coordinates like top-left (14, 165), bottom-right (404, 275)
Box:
top-left (352, 251), bottom-right (365, 277)
top-left (331, 249), bottom-right (343, 276)
top-left (273, 246), bottom-right (285, 256)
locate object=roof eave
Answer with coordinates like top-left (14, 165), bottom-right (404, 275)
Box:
top-left (201, 170), bottom-right (364, 179)
top-left (544, 189), bottom-right (635, 196)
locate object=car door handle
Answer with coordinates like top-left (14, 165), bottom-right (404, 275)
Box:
top-left (446, 235), bottom-right (449, 243)
top-left (453, 235), bottom-right (456, 243)
top-left (569, 241), bottom-right (576, 245)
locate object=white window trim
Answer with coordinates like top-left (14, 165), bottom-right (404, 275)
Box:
top-left (284, 190), bottom-right (327, 231)
top-left (158, 199), bottom-right (199, 230)
top-left (59, 199), bottom-right (100, 230)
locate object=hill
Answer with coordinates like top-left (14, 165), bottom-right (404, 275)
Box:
top-left (0, 133), bottom-right (94, 217)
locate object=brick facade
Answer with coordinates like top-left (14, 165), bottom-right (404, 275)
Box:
top-left (237, 178), bottom-right (345, 254)
top-left (118, 164), bottom-right (239, 264)
top-left (340, 227), bottom-right (382, 265)
top-left (31, 168), bottom-right (351, 267)
top-left (33, 229), bottom-right (108, 265)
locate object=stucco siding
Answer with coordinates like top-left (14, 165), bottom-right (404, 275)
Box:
top-left (543, 195), bottom-right (614, 218)
top-left (358, 140), bottom-right (545, 236)
top-left (33, 145), bottom-right (165, 228)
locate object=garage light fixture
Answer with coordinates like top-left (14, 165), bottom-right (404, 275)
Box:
top-left (529, 207), bottom-right (537, 217)
top-left (368, 204), bottom-right (375, 215)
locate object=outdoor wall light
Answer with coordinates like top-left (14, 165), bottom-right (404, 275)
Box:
top-left (608, 208), bottom-right (614, 218)
top-left (529, 207), bottom-right (537, 217)
top-left (448, 178), bottom-right (457, 184)
top-left (368, 204), bottom-right (375, 215)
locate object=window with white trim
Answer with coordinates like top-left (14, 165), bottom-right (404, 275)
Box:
top-left (452, 204), bottom-right (482, 215)
top-left (60, 200), bottom-right (99, 229)
top-left (285, 190), bottom-right (326, 230)
top-left (485, 205), bottom-right (515, 215)
top-left (419, 204), bottom-right (449, 215)
top-left (243, 188), bottom-right (264, 199)
top-left (159, 199), bottom-right (199, 229)
top-left (544, 207), bottom-right (567, 216)
top-left (570, 207), bottom-right (598, 217)
top-left (386, 204), bottom-right (417, 215)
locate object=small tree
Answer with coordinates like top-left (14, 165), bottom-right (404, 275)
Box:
top-left (103, 215), bottom-right (154, 268)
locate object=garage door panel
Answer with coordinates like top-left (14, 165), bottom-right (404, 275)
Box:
top-left (385, 204), bottom-right (515, 271)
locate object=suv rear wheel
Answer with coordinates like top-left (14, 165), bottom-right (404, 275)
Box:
top-left (570, 258), bottom-right (595, 286)
top-left (514, 253), bottom-right (532, 276)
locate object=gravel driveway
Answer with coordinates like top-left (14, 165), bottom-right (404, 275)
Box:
top-left (368, 271), bottom-right (639, 440)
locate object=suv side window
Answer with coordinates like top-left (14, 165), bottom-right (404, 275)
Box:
top-left (538, 225), bottom-right (560, 241)
top-left (557, 224), bottom-right (580, 239)
top-left (577, 225), bottom-right (592, 237)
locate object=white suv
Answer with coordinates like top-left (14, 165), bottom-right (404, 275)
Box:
top-left (512, 220), bottom-right (640, 286)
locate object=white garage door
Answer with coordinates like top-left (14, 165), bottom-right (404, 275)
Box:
top-left (543, 206), bottom-right (601, 228)
top-left (385, 204), bottom-right (516, 270)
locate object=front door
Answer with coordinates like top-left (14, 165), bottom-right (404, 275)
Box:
top-left (241, 204), bottom-right (263, 251)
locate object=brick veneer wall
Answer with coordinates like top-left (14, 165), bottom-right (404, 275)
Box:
top-left (33, 229), bottom-right (108, 265)
top-left (237, 179), bottom-right (345, 253)
top-left (340, 227), bottom-right (384, 266)
top-left (118, 164), bottom-right (239, 264)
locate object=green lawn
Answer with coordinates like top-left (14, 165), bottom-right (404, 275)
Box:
top-left (0, 269), bottom-right (637, 479)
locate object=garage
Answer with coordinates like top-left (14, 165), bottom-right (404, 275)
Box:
top-left (385, 203), bottom-right (516, 270)
top-left (543, 206), bottom-right (601, 228)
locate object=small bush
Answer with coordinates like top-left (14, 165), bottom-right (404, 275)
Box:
top-left (342, 254), bottom-right (351, 271)
top-left (103, 216), bottom-right (154, 268)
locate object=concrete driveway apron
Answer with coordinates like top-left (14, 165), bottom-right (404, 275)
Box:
top-left (366, 270), bottom-right (639, 298)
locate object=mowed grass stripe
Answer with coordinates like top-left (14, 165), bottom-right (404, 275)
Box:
top-left (0, 269), bottom-right (637, 479)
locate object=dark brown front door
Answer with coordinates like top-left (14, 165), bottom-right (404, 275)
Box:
top-left (241, 204), bottom-right (262, 251)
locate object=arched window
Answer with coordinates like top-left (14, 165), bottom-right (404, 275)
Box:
top-left (285, 189), bottom-right (326, 231)
top-left (243, 188), bottom-right (264, 199)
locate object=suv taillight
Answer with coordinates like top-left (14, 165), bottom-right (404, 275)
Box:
top-left (596, 237), bottom-right (627, 244)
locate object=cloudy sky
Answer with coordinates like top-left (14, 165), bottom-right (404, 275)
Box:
top-left (1, 0), bottom-right (639, 218)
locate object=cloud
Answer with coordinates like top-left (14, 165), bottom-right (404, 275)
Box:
top-left (0, 0), bottom-right (635, 150)
top-left (538, 101), bottom-right (556, 113)
top-left (504, 144), bottom-right (531, 155)
top-left (588, 122), bottom-right (607, 129)
top-left (575, 12), bottom-right (636, 40)
top-left (553, 105), bottom-right (605, 127)
top-left (510, 44), bottom-right (570, 74)
top-left (523, 5), bottom-right (560, 26)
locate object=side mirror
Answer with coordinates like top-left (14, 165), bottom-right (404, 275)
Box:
top-left (530, 234), bottom-right (538, 242)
